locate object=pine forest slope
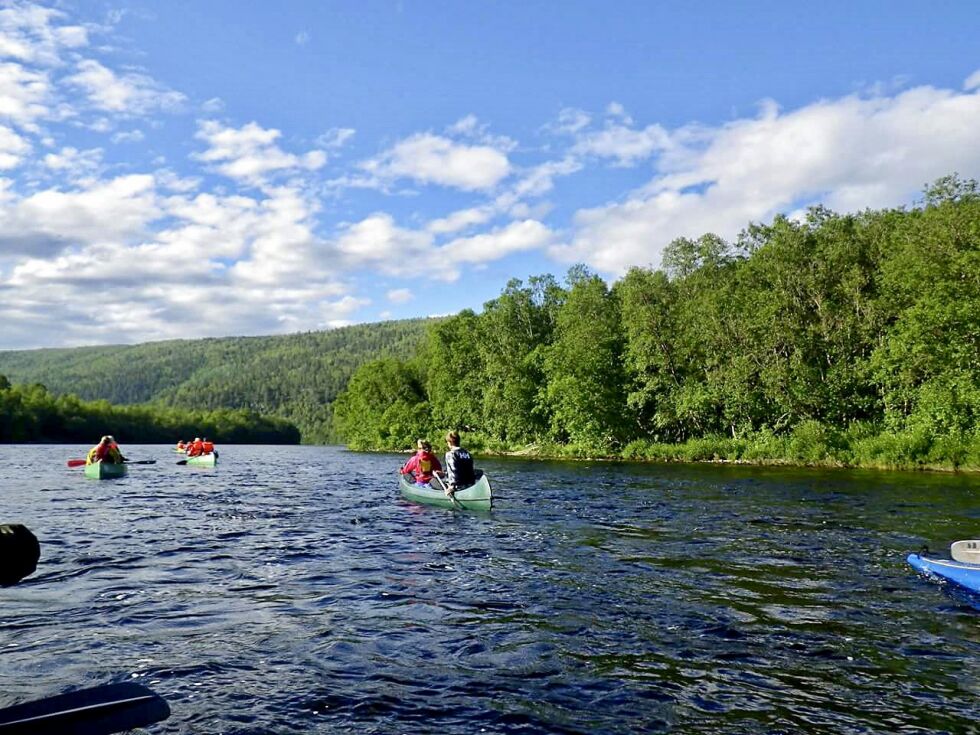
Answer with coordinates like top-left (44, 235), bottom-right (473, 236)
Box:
top-left (0, 318), bottom-right (434, 443)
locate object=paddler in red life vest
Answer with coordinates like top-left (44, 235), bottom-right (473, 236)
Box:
top-left (87, 435), bottom-right (125, 464)
top-left (399, 439), bottom-right (442, 487)
top-left (187, 437), bottom-right (204, 457)
top-left (176, 439), bottom-right (186, 452)
top-left (201, 438), bottom-right (215, 454)
top-left (86, 436), bottom-right (113, 464)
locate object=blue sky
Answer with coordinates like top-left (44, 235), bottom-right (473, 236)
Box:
top-left (0, 0), bottom-right (978, 349)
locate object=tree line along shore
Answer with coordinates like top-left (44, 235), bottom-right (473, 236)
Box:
top-left (334, 176), bottom-right (980, 472)
top-left (0, 376), bottom-right (299, 445)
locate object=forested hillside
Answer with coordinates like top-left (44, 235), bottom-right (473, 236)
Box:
top-left (0, 319), bottom-right (433, 443)
top-left (335, 176), bottom-right (980, 471)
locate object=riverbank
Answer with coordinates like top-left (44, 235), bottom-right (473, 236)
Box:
top-left (502, 427), bottom-right (980, 472)
top-left (382, 424), bottom-right (980, 473)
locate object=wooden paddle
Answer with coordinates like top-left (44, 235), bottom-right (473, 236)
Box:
top-left (433, 474), bottom-right (462, 509)
top-left (0, 681), bottom-right (170, 734)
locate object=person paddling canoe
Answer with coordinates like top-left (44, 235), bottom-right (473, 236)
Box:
top-left (399, 439), bottom-right (442, 486)
top-left (86, 435), bottom-right (125, 464)
top-left (440, 430), bottom-right (475, 491)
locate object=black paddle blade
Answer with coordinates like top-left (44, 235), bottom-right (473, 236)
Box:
top-left (0, 525), bottom-right (40, 587)
top-left (176, 459), bottom-right (188, 465)
top-left (0, 682), bottom-right (170, 734)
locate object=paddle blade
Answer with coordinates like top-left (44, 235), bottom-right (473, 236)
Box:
top-left (175, 459), bottom-right (188, 466)
top-left (0, 524), bottom-right (39, 587)
top-left (66, 459), bottom-right (87, 468)
top-left (0, 682), bottom-right (170, 734)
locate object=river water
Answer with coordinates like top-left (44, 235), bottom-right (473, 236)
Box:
top-left (1, 444), bottom-right (978, 734)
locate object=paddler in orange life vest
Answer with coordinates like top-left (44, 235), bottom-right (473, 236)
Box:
top-left (106, 435), bottom-right (126, 463)
top-left (201, 437), bottom-right (215, 455)
top-left (187, 437), bottom-right (204, 457)
top-left (175, 439), bottom-right (186, 452)
top-left (399, 439), bottom-right (442, 487)
top-left (87, 435), bottom-right (125, 464)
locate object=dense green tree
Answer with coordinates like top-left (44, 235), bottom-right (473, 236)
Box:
top-left (616, 267), bottom-right (682, 439)
top-left (332, 358), bottom-right (430, 450)
top-left (423, 309), bottom-right (485, 432)
top-left (475, 275), bottom-right (563, 443)
top-left (542, 266), bottom-right (631, 449)
top-left (871, 177), bottom-right (980, 435)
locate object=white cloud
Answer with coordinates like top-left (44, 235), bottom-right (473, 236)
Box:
top-left (316, 127), bottom-right (355, 149)
top-left (555, 82), bottom-right (980, 274)
top-left (194, 120), bottom-right (326, 185)
top-left (65, 59), bottom-right (186, 115)
top-left (426, 206), bottom-right (493, 235)
top-left (0, 123), bottom-right (30, 168)
top-left (0, 173), bottom-right (160, 256)
top-left (42, 145), bottom-right (103, 178)
top-left (547, 107), bottom-right (591, 135)
top-left (447, 114), bottom-right (480, 136)
top-left (573, 122), bottom-right (672, 166)
top-left (445, 114), bottom-right (516, 151)
top-left (605, 101), bottom-right (633, 125)
top-left (111, 129), bottom-right (144, 144)
top-left (0, 180), bottom-right (364, 347)
top-left (0, 61), bottom-right (51, 128)
top-left (335, 212), bottom-right (433, 265)
top-left (443, 219), bottom-right (554, 264)
top-left (505, 157), bottom-right (582, 202)
top-left (295, 31), bottom-right (310, 46)
top-left (360, 133), bottom-right (511, 191)
top-left (0, 4), bottom-right (88, 66)
top-left (965, 68), bottom-right (980, 91)
top-left (386, 288), bottom-right (413, 304)
top-left (201, 97), bottom-right (224, 113)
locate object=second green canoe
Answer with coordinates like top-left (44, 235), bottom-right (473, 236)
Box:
top-left (84, 462), bottom-right (127, 479)
top-left (398, 473), bottom-right (492, 511)
top-left (184, 453), bottom-right (217, 467)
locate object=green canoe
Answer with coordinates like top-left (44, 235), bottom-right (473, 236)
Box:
top-left (398, 472), bottom-right (492, 511)
top-left (84, 462), bottom-right (127, 479)
top-left (185, 452), bottom-right (217, 467)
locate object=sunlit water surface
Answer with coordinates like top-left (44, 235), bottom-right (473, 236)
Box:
top-left (1, 444), bottom-right (979, 734)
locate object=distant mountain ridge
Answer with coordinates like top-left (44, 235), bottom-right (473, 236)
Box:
top-left (0, 319), bottom-right (434, 443)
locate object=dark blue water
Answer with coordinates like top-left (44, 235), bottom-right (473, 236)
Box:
top-left (2, 445), bottom-right (979, 733)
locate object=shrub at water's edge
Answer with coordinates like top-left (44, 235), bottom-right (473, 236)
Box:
top-left (334, 176), bottom-right (980, 472)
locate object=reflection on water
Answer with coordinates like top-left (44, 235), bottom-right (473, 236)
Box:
top-left (1, 445), bottom-right (979, 733)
